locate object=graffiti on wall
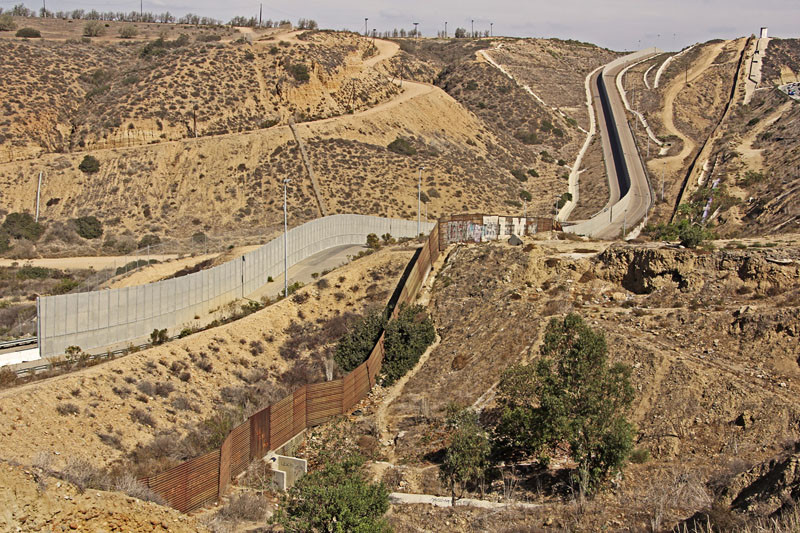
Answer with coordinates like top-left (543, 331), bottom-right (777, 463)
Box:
top-left (442, 215), bottom-right (556, 245)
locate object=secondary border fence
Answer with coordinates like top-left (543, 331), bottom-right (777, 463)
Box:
top-left (37, 215), bottom-right (434, 358)
top-left (139, 220), bottom-right (442, 512)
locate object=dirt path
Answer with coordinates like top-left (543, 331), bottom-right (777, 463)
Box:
top-left (654, 41), bottom-right (726, 174)
top-left (737, 101), bottom-right (791, 170)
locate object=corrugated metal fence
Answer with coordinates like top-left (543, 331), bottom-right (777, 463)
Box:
top-left (140, 222), bottom-right (441, 512)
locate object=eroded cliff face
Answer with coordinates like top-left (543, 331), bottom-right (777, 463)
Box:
top-left (596, 245), bottom-right (800, 295)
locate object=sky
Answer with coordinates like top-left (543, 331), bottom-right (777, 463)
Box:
top-left (7, 0), bottom-right (800, 50)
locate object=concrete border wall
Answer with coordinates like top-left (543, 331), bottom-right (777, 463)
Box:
top-left (38, 215), bottom-right (434, 358)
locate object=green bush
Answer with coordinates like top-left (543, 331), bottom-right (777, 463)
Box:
top-left (0, 13), bottom-right (17, 31)
top-left (495, 314), bottom-right (634, 494)
top-left (557, 192), bottom-right (573, 209)
top-left (78, 155), bottom-right (100, 174)
top-left (15, 27), bottom-right (41, 38)
top-left (381, 304), bottom-right (435, 385)
top-left (366, 233), bottom-right (381, 249)
top-left (118, 25), bottom-right (138, 39)
top-left (440, 406), bottom-right (491, 506)
top-left (334, 309), bottom-right (387, 373)
top-left (649, 219), bottom-right (713, 248)
top-left (288, 63), bottom-right (310, 82)
top-left (519, 190), bottom-right (532, 202)
top-left (387, 137), bottom-right (416, 156)
top-left (0, 228), bottom-right (10, 253)
top-left (2, 212), bottom-right (44, 241)
top-left (273, 450), bottom-right (390, 532)
top-left (527, 168), bottom-right (539, 178)
top-left (73, 216), bottom-right (103, 239)
top-left (150, 328), bottom-right (168, 345)
top-left (514, 131), bottom-right (539, 145)
top-left (16, 265), bottom-right (51, 279)
top-left (83, 20), bottom-right (105, 37)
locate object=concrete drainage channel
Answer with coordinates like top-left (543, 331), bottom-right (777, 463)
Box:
top-left (388, 492), bottom-right (540, 510)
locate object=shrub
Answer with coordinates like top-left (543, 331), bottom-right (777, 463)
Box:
top-left (149, 328), bottom-right (168, 345)
top-left (2, 212), bottom-right (44, 241)
top-left (381, 304), bottom-right (436, 385)
top-left (557, 192), bottom-right (573, 209)
top-left (73, 216), bottom-right (103, 239)
top-left (288, 63), bottom-right (310, 82)
top-left (138, 234), bottom-right (160, 249)
top-left (273, 450), bottom-right (390, 532)
top-left (118, 25), bottom-right (138, 38)
top-left (0, 228), bottom-right (9, 253)
top-left (334, 309), bottom-right (387, 372)
top-left (528, 168), bottom-right (539, 178)
top-left (130, 408), bottom-right (156, 427)
top-left (83, 20), bottom-right (105, 37)
top-left (387, 137), bottom-right (417, 156)
top-left (218, 492), bottom-right (265, 522)
top-left (57, 402), bottom-right (80, 416)
top-left (511, 169), bottom-right (528, 182)
top-left (495, 314), bottom-right (634, 494)
top-left (0, 13), bottom-right (17, 31)
top-left (15, 27), bottom-right (41, 38)
top-left (78, 155), bottom-right (100, 174)
top-left (519, 190), bottom-right (532, 202)
top-left (515, 131), bottom-right (539, 145)
top-left (630, 447), bottom-right (650, 464)
top-left (136, 380), bottom-right (156, 396)
top-left (154, 381), bottom-right (174, 398)
top-left (366, 233), bottom-right (381, 249)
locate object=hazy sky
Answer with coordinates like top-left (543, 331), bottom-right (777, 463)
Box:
top-left (13, 0), bottom-right (800, 50)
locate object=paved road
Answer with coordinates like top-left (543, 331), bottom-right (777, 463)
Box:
top-left (564, 49), bottom-right (658, 239)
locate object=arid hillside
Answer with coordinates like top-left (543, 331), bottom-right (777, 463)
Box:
top-left (371, 235), bottom-right (800, 531)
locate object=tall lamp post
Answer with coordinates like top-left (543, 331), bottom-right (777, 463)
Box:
top-left (283, 178), bottom-right (291, 297)
top-left (417, 166), bottom-right (425, 235)
top-left (364, 18), bottom-right (368, 36)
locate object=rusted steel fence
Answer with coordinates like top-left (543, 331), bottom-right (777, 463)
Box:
top-left (140, 222), bottom-right (441, 512)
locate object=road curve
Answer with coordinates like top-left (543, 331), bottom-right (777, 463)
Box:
top-left (564, 49), bottom-right (659, 239)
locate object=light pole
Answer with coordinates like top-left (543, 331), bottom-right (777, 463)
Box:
top-left (444, 21), bottom-right (447, 38)
top-left (365, 18), bottom-right (368, 36)
top-left (283, 178), bottom-right (291, 297)
top-left (490, 22), bottom-right (493, 37)
top-left (413, 22), bottom-right (419, 38)
top-left (471, 19), bottom-right (474, 38)
top-left (417, 166), bottom-right (425, 235)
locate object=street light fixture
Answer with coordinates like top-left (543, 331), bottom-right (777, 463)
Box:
top-left (364, 18), bottom-right (368, 36)
top-left (283, 178), bottom-right (291, 297)
top-left (418, 166), bottom-right (425, 235)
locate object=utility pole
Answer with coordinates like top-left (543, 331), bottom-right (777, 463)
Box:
top-left (283, 178), bottom-right (291, 297)
top-left (259, 4), bottom-right (262, 26)
top-left (140, 0), bottom-right (142, 19)
top-left (364, 18), bottom-right (368, 36)
top-left (35, 171), bottom-right (43, 221)
top-left (471, 19), bottom-right (474, 38)
top-left (42, 0), bottom-right (45, 17)
top-left (490, 22), bottom-right (493, 37)
top-left (444, 21), bottom-right (447, 38)
top-left (417, 166), bottom-right (424, 235)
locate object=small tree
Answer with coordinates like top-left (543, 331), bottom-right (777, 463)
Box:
top-left (366, 233), bottom-right (381, 249)
top-left (83, 20), bottom-right (105, 37)
top-left (440, 406), bottom-right (491, 506)
top-left (150, 328), bottom-right (168, 345)
top-left (78, 155), bottom-right (100, 174)
top-left (495, 314), bottom-right (634, 494)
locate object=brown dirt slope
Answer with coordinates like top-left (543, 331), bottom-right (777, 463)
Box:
top-left (0, 460), bottom-right (207, 532)
top-left (0, 245), bottom-right (413, 469)
top-left (378, 236), bottom-right (799, 531)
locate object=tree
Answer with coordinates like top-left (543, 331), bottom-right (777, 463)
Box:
top-left (495, 313), bottom-right (634, 494)
top-left (382, 304), bottom-right (436, 385)
top-left (454, 27), bottom-right (467, 38)
top-left (440, 406), bottom-right (491, 506)
top-left (78, 155), bottom-right (100, 174)
top-left (274, 426), bottom-right (390, 533)
top-left (73, 216), bottom-right (103, 239)
top-left (83, 20), bottom-right (105, 37)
